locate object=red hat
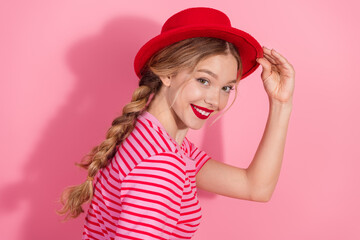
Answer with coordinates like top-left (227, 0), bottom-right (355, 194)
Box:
top-left (134, 7), bottom-right (263, 80)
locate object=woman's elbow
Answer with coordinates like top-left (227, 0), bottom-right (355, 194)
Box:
top-left (249, 189), bottom-right (273, 203)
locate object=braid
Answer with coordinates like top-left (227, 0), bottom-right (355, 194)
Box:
top-left (58, 71), bottom-right (161, 219)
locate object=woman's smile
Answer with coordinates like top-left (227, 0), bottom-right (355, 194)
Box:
top-left (190, 104), bottom-right (214, 119)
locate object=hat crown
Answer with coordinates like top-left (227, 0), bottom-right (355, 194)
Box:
top-left (161, 7), bottom-right (232, 33)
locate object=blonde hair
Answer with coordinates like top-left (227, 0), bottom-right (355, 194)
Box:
top-left (58, 37), bottom-right (243, 219)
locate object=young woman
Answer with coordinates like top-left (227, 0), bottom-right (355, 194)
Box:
top-left (59, 7), bottom-right (295, 240)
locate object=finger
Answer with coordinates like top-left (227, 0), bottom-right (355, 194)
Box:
top-left (263, 46), bottom-right (290, 66)
top-left (263, 46), bottom-right (276, 56)
top-left (256, 57), bottom-right (272, 80)
top-left (271, 51), bottom-right (295, 73)
top-left (263, 47), bottom-right (295, 75)
top-left (271, 49), bottom-right (290, 65)
top-left (263, 47), bottom-right (279, 64)
top-left (263, 53), bottom-right (277, 65)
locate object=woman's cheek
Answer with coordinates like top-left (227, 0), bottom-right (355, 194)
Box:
top-left (185, 85), bottom-right (204, 101)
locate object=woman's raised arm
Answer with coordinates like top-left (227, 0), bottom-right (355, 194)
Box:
top-left (196, 47), bottom-right (295, 202)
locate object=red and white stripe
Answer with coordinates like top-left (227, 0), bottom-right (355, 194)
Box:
top-left (83, 111), bottom-right (211, 239)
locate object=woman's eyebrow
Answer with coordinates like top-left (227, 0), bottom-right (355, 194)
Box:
top-left (197, 69), bottom-right (218, 79)
top-left (228, 80), bottom-right (237, 84)
top-left (197, 69), bottom-right (237, 84)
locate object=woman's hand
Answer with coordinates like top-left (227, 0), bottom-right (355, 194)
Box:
top-left (256, 46), bottom-right (295, 104)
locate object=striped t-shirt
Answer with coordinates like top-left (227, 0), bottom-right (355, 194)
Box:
top-left (83, 111), bottom-right (211, 239)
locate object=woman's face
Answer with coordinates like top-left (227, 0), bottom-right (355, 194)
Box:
top-left (165, 53), bottom-right (238, 130)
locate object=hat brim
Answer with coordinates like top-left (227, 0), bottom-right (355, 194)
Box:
top-left (134, 25), bottom-right (263, 80)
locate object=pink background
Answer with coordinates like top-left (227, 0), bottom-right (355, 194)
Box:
top-left (1, 0), bottom-right (359, 239)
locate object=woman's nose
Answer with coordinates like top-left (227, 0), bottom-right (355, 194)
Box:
top-left (204, 88), bottom-right (220, 109)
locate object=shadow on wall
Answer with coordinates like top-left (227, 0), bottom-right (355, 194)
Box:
top-left (197, 117), bottom-right (224, 199)
top-left (0, 16), bottom-right (223, 239)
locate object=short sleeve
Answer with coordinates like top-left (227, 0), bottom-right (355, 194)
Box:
top-left (187, 139), bottom-right (211, 175)
top-left (117, 153), bottom-right (186, 240)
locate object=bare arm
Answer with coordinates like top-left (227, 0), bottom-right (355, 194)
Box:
top-left (196, 100), bottom-right (292, 201)
top-left (246, 99), bottom-right (292, 201)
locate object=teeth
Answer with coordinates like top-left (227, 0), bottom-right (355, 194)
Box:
top-left (193, 106), bottom-right (210, 116)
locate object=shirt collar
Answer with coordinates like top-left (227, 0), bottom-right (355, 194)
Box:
top-left (138, 111), bottom-right (188, 155)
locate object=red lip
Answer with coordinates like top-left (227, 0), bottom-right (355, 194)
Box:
top-left (190, 104), bottom-right (214, 120)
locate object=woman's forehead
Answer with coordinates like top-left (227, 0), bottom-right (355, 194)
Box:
top-left (195, 54), bottom-right (238, 80)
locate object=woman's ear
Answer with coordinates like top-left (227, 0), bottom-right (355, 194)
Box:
top-left (159, 75), bottom-right (171, 87)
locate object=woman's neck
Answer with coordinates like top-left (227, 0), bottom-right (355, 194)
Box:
top-left (147, 91), bottom-right (189, 146)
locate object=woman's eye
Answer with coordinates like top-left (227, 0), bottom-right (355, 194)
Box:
top-left (197, 78), bottom-right (209, 86)
top-left (222, 86), bottom-right (234, 93)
